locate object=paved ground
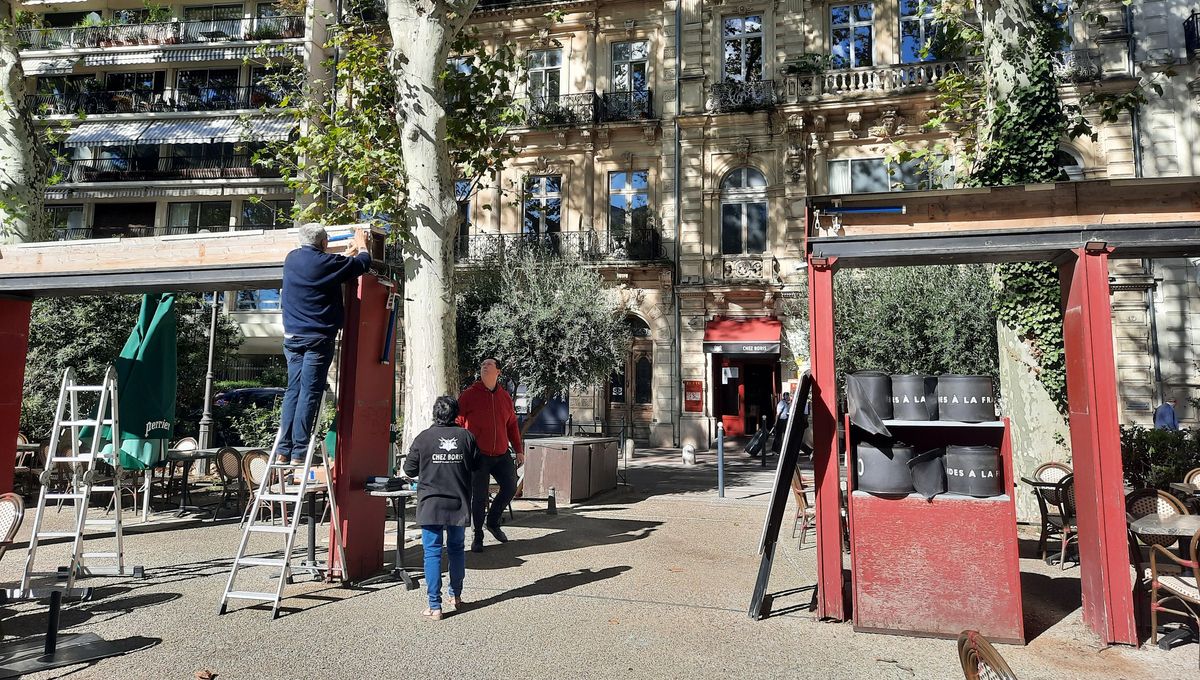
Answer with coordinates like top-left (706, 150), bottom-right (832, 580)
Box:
top-left (1, 449), bottom-right (1197, 679)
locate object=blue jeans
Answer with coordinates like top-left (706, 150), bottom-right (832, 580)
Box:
top-left (422, 525), bottom-right (465, 610)
top-left (276, 335), bottom-right (335, 463)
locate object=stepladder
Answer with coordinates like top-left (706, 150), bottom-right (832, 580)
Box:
top-left (21, 366), bottom-right (144, 595)
top-left (219, 387), bottom-right (346, 618)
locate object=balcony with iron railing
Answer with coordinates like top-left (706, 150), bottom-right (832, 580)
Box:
top-left (781, 60), bottom-right (972, 101)
top-left (598, 90), bottom-right (653, 122)
top-left (1186, 12), bottom-right (1200, 61)
top-left (705, 80), bottom-right (778, 114)
top-left (27, 85), bottom-right (294, 116)
top-left (53, 155), bottom-right (279, 183)
top-left (17, 16), bottom-right (304, 51)
top-left (455, 228), bottom-right (665, 265)
top-left (518, 93), bottom-right (597, 128)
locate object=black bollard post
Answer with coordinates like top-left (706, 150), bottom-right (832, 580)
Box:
top-left (44, 589), bottom-right (63, 656)
top-left (761, 414), bottom-right (769, 468)
top-left (547, 486), bottom-right (557, 514)
top-left (717, 423), bottom-right (725, 498)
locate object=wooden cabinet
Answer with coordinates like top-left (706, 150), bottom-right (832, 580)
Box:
top-left (523, 437), bottom-right (619, 503)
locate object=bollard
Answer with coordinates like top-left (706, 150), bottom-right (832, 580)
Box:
top-left (717, 422), bottom-right (725, 498)
top-left (564, 414), bottom-right (572, 436)
top-left (44, 589), bottom-right (62, 655)
top-left (624, 438), bottom-right (635, 462)
top-left (547, 486), bottom-right (557, 514)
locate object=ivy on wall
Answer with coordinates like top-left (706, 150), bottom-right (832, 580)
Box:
top-left (993, 262), bottom-right (1067, 414)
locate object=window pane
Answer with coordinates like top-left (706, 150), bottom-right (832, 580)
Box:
top-left (634, 356), bottom-right (652, 404)
top-left (613, 42), bottom-right (631, 62)
top-left (721, 204), bottom-right (743, 254)
top-left (831, 6), bottom-right (850, 25)
top-left (631, 64), bottom-right (647, 92)
top-left (723, 40), bottom-right (743, 80)
top-left (630, 195), bottom-right (650, 230)
top-left (631, 170), bottom-right (649, 190)
top-left (198, 202), bottom-right (230, 228)
top-left (547, 70), bottom-right (560, 97)
top-left (544, 175), bottom-right (561, 194)
top-left (850, 159), bottom-right (889, 193)
top-left (745, 16), bottom-right (762, 33)
top-left (724, 17), bottom-right (742, 37)
top-left (609, 194), bottom-right (629, 234)
top-left (891, 158), bottom-right (928, 191)
top-left (899, 0), bottom-right (919, 17)
top-left (523, 201), bottom-right (541, 234)
top-left (831, 29), bottom-right (851, 69)
top-left (746, 37), bottom-right (763, 80)
top-left (546, 50), bottom-right (562, 67)
top-left (854, 3), bottom-right (873, 21)
top-left (828, 160), bottom-right (851, 194)
top-left (745, 168), bottom-right (767, 188)
top-left (610, 171), bottom-right (627, 191)
top-left (721, 168), bottom-right (743, 190)
top-left (900, 19), bottom-right (925, 63)
top-left (168, 203), bottom-right (194, 227)
top-left (545, 199), bottom-right (561, 232)
top-left (853, 26), bottom-right (873, 67)
top-left (630, 41), bottom-right (649, 60)
top-left (745, 202), bottom-right (767, 253)
top-left (613, 63), bottom-right (629, 91)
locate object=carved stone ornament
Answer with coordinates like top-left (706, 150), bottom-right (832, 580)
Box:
top-left (534, 27), bottom-right (551, 46)
top-left (688, 315), bottom-right (706, 331)
top-left (846, 111), bottom-right (862, 139)
top-left (723, 257), bottom-right (765, 280)
top-left (642, 123), bottom-right (657, 145)
top-left (509, 133), bottom-right (524, 149)
top-left (555, 130), bottom-right (567, 149)
top-left (813, 114), bottom-right (827, 133)
top-left (732, 137), bottom-right (752, 163)
top-left (533, 155), bottom-right (551, 173)
top-left (868, 108), bottom-right (904, 138)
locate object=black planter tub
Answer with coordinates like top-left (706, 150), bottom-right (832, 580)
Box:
top-left (890, 374), bottom-right (938, 421)
top-left (937, 374), bottom-right (996, 422)
top-left (944, 445), bottom-right (1003, 497)
top-left (856, 442), bottom-right (917, 495)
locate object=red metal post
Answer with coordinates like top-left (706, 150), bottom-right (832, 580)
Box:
top-left (330, 276), bottom-right (393, 581)
top-left (808, 257), bottom-right (845, 620)
top-left (1059, 247), bottom-right (1137, 645)
top-left (0, 298), bottom-right (33, 494)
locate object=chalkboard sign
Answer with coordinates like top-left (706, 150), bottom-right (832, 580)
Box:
top-left (748, 371), bottom-right (812, 620)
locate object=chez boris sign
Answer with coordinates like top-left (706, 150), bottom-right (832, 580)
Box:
top-left (703, 342), bottom-right (780, 354)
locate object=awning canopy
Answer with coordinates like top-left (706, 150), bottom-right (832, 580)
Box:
top-left (703, 317), bottom-right (782, 354)
top-left (63, 121), bottom-right (151, 147)
top-left (22, 56), bottom-right (81, 76)
top-left (63, 116), bottom-right (295, 147)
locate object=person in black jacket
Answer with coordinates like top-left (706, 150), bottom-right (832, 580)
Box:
top-left (276, 223), bottom-right (371, 465)
top-left (403, 396), bottom-right (481, 620)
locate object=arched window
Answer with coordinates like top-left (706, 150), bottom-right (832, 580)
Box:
top-left (720, 167), bottom-right (768, 255)
top-left (634, 355), bottom-right (652, 404)
top-left (1056, 148), bottom-right (1084, 181)
top-left (627, 315), bottom-right (651, 338)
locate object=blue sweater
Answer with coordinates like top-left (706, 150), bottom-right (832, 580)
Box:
top-left (281, 245), bottom-right (371, 338)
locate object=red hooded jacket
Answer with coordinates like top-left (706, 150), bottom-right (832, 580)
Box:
top-left (456, 381), bottom-right (522, 457)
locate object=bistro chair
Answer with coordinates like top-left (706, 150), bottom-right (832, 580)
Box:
top-left (1182, 468), bottom-right (1200, 513)
top-left (1127, 488), bottom-right (1189, 579)
top-left (1029, 461), bottom-right (1072, 561)
top-left (1149, 527), bottom-right (1200, 669)
top-left (0, 493), bottom-right (25, 565)
top-left (239, 450), bottom-right (275, 525)
top-left (1048, 474), bottom-right (1078, 569)
top-left (164, 436), bottom-right (200, 499)
top-left (791, 469), bottom-right (816, 547)
top-left (16, 433), bottom-right (28, 446)
top-left (957, 630), bottom-right (1018, 679)
top-left (212, 447), bottom-right (246, 521)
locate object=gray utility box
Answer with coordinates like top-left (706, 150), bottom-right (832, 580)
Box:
top-left (523, 437), bottom-right (619, 503)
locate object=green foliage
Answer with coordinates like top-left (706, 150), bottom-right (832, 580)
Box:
top-left (830, 265), bottom-right (999, 378)
top-left (143, 1), bottom-right (172, 23)
top-left (782, 53), bottom-right (831, 75)
top-left (21, 295), bottom-right (243, 439)
top-left (994, 261), bottom-right (1067, 413)
top-left (458, 252), bottom-right (630, 405)
top-left (1120, 425), bottom-right (1200, 491)
top-left (254, 11), bottom-right (523, 230)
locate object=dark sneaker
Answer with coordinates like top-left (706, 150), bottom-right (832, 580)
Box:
top-left (485, 523), bottom-right (508, 543)
top-left (471, 532), bottom-right (484, 553)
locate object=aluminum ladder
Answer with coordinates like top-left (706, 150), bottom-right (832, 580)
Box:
top-left (218, 388), bottom-right (346, 618)
top-left (21, 366), bottom-right (143, 595)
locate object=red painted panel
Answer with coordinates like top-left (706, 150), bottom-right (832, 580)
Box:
top-left (850, 492), bottom-right (1025, 642)
top-left (1060, 249), bottom-right (1138, 645)
top-left (330, 276), bottom-right (392, 581)
top-left (0, 299), bottom-right (33, 494)
top-left (808, 259), bottom-right (845, 620)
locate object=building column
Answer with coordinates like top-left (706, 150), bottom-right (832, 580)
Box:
top-left (0, 298), bottom-right (33, 494)
top-left (1059, 246), bottom-right (1137, 645)
top-left (807, 256), bottom-right (844, 620)
top-left (330, 275), bottom-right (394, 581)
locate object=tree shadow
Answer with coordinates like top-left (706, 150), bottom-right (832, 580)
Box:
top-left (462, 565), bottom-right (632, 613)
top-left (1, 589), bottom-right (180, 644)
top-left (1021, 570), bottom-right (1082, 641)
top-left (453, 513), bottom-right (662, 571)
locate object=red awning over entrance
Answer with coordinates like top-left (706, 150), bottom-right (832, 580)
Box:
top-left (703, 317), bottom-right (782, 354)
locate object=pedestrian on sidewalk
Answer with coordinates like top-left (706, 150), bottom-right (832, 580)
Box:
top-left (403, 396), bottom-right (480, 621)
top-left (771, 391), bottom-right (791, 454)
top-left (276, 224), bottom-right (370, 466)
top-left (457, 357), bottom-right (523, 553)
top-left (1154, 396), bottom-right (1180, 431)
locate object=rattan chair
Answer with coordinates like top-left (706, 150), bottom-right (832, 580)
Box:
top-left (1150, 528), bottom-right (1200, 669)
top-left (1030, 462), bottom-right (1072, 561)
top-left (16, 433), bottom-right (28, 446)
top-left (957, 630), bottom-right (1018, 679)
top-left (1185, 468), bottom-right (1200, 486)
top-left (239, 450), bottom-right (274, 525)
top-left (1127, 488), bottom-right (1189, 578)
top-left (1048, 474), bottom-right (1078, 569)
top-left (212, 447), bottom-right (245, 521)
top-left (0, 493), bottom-right (24, 564)
top-left (791, 469), bottom-right (816, 547)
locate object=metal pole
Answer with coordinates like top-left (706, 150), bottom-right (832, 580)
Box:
top-left (761, 414), bottom-right (769, 468)
top-left (717, 422), bottom-right (725, 498)
top-left (44, 589), bottom-right (62, 655)
top-left (197, 291), bottom-right (219, 449)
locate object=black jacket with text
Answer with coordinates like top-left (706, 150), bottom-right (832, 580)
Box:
top-left (402, 425), bottom-right (481, 527)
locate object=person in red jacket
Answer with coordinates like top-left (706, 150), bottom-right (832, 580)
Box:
top-left (457, 356), bottom-right (523, 553)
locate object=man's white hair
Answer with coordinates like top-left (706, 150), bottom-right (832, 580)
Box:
top-left (298, 223), bottom-right (328, 247)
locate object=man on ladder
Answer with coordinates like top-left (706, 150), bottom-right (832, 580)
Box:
top-left (276, 224), bottom-right (371, 471)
